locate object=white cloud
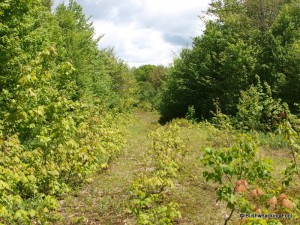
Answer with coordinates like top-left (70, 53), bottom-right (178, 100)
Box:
top-left (53, 0), bottom-right (211, 67)
top-left (94, 21), bottom-right (176, 67)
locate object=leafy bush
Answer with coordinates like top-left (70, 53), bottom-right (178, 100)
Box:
top-left (185, 105), bottom-right (197, 123)
top-left (0, 106), bottom-right (127, 224)
top-left (201, 132), bottom-right (300, 224)
top-left (201, 134), bottom-right (274, 224)
top-left (235, 81), bottom-right (288, 132)
top-left (278, 118), bottom-right (300, 186)
top-left (210, 100), bottom-right (233, 130)
top-left (130, 124), bottom-right (185, 224)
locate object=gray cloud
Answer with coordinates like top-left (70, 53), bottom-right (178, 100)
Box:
top-left (163, 34), bottom-right (190, 46)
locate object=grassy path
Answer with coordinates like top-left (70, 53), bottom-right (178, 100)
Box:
top-left (57, 110), bottom-right (227, 225)
top-left (57, 110), bottom-right (300, 225)
top-left (57, 110), bottom-right (226, 225)
top-left (171, 124), bottom-right (226, 225)
top-left (57, 109), bottom-right (160, 224)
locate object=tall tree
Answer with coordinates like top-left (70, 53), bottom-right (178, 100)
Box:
top-left (159, 20), bottom-right (258, 122)
top-left (55, 1), bottom-right (99, 95)
top-left (272, 1), bottom-right (300, 111)
top-left (159, 0), bottom-right (299, 122)
top-left (55, 1), bottom-right (137, 110)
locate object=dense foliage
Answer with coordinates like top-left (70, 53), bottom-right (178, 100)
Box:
top-left (130, 124), bottom-right (185, 224)
top-left (133, 64), bottom-right (167, 111)
top-left (1, 0), bottom-right (299, 224)
top-left (55, 1), bottom-right (137, 110)
top-left (159, 0), bottom-right (300, 126)
top-left (201, 127), bottom-right (300, 224)
top-left (0, 0), bottom-right (133, 223)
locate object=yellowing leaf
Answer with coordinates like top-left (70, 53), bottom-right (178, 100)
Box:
top-left (0, 180), bottom-right (10, 190)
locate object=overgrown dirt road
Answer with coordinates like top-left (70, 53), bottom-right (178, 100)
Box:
top-left (57, 109), bottom-right (229, 225)
top-left (57, 110), bottom-right (300, 225)
top-left (58, 109), bottom-right (160, 224)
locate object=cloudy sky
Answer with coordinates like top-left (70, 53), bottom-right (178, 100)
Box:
top-left (53, 0), bottom-right (211, 67)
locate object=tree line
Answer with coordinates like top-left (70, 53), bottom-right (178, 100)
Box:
top-left (1, 0), bottom-right (299, 223)
top-left (0, 0), bottom-right (135, 223)
top-left (154, 0), bottom-right (300, 131)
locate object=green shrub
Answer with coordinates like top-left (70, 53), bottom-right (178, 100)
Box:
top-left (201, 134), bottom-right (274, 224)
top-left (130, 124), bottom-right (185, 224)
top-left (235, 81), bottom-right (288, 132)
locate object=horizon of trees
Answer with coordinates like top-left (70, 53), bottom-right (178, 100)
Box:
top-left (0, 0), bottom-right (299, 223)
top-left (158, 0), bottom-right (300, 128)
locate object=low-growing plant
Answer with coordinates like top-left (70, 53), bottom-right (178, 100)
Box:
top-left (0, 103), bottom-right (127, 224)
top-left (278, 117), bottom-right (300, 186)
top-left (210, 99), bottom-right (233, 130)
top-left (256, 132), bottom-right (288, 149)
top-left (149, 124), bottom-right (187, 177)
top-left (130, 174), bottom-right (180, 225)
top-left (201, 134), bottom-right (275, 224)
top-left (185, 105), bottom-right (197, 124)
top-left (129, 124), bottom-right (185, 224)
